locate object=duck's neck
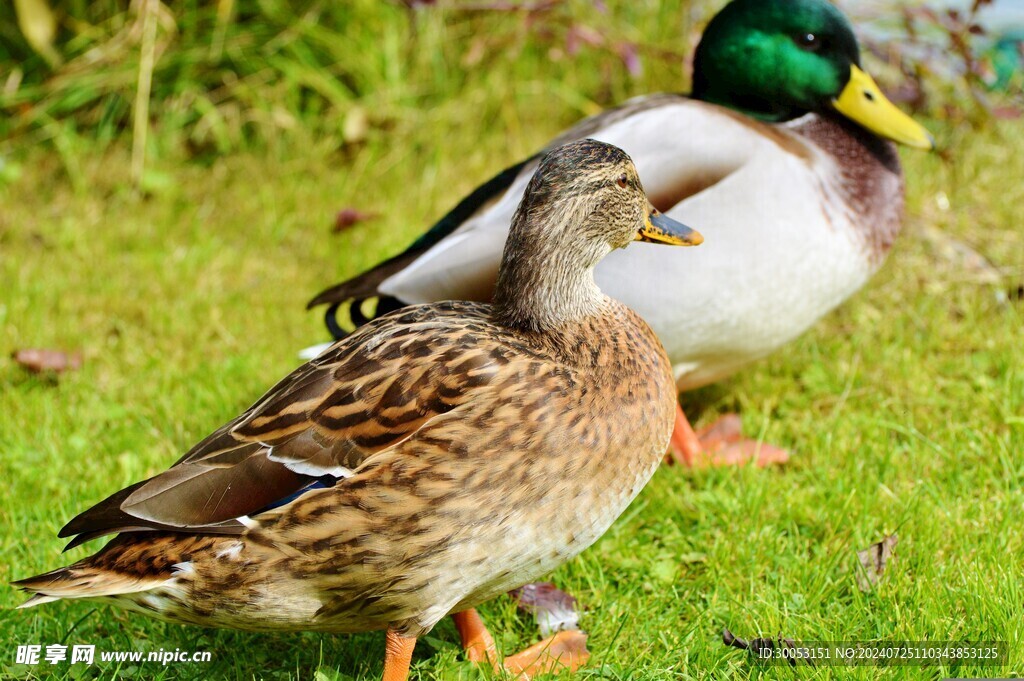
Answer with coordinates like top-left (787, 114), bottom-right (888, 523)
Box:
top-left (788, 111), bottom-right (904, 262)
top-left (492, 205), bottom-right (608, 334)
top-left (691, 79), bottom-right (804, 123)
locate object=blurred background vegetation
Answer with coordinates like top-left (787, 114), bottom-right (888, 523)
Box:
top-left (1, 0), bottom-right (1021, 190)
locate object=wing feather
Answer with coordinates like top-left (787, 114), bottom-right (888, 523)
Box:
top-left (60, 302), bottom-right (519, 544)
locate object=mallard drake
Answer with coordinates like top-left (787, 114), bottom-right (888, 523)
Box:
top-left (305, 0), bottom-right (934, 467)
top-left (14, 140), bottom-right (702, 680)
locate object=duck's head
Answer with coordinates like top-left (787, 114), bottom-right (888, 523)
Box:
top-left (692, 0), bottom-right (934, 150)
top-left (520, 139), bottom-right (704, 256)
top-left (494, 139), bottom-right (702, 331)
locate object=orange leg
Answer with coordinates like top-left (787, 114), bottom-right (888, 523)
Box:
top-left (452, 609), bottom-right (499, 665)
top-left (383, 629), bottom-right (417, 681)
top-left (451, 609), bottom-right (589, 679)
top-left (666, 404), bottom-right (789, 468)
top-left (667, 404), bottom-right (703, 466)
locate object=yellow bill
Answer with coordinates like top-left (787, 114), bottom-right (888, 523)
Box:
top-left (636, 205), bottom-right (704, 246)
top-left (833, 65), bottom-right (935, 150)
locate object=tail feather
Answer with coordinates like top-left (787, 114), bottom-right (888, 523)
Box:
top-left (12, 564), bottom-right (165, 606)
top-left (306, 156), bottom-right (535, 339)
top-left (305, 255), bottom-right (416, 312)
top-left (17, 594), bottom-right (60, 609)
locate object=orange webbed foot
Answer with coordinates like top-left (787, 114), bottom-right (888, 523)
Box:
top-left (451, 609), bottom-right (589, 679)
top-left (502, 629), bottom-right (590, 679)
top-left (665, 407), bottom-right (789, 468)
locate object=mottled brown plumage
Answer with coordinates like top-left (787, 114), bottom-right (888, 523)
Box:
top-left (14, 140), bottom-right (701, 679)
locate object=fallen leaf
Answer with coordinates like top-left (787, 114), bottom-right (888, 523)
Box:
top-left (856, 533), bottom-right (898, 592)
top-left (12, 348), bottom-right (83, 374)
top-left (509, 582), bottom-right (580, 636)
top-left (332, 208), bottom-right (378, 233)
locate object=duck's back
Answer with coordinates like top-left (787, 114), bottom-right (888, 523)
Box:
top-left (369, 97), bottom-right (904, 389)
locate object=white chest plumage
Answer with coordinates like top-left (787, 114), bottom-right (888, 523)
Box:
top-left (380, 101), bottom-right (903, 391)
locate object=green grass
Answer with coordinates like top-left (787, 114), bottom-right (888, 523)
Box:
top-left (2, 3), bottom-right (1024, 681)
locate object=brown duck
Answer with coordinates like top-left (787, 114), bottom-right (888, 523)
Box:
top-left (14, 139), bottom-right (703, 680)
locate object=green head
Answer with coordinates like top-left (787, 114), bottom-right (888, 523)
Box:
top-left (692, 0), bottom-right (934, 149)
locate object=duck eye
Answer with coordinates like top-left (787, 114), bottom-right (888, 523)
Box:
top-left (616, 174), bottom-right (628, 189)
top-left (795, 32), bottom-right (822, 52)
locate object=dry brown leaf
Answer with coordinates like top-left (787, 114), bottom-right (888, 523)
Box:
top-left (12, 348), bottom-right (83, 374)
top-left (332, 208), bottom-right (378, 233)
top-left (509, 582), bottom-right (580, 636)
top-left (856, 533), bottom-right (898, 592)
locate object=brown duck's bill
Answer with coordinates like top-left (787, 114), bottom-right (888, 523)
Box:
top-left (832, 65), bottom-right (935, 150)
top-left (636, 207), bottom-right (704, 246)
